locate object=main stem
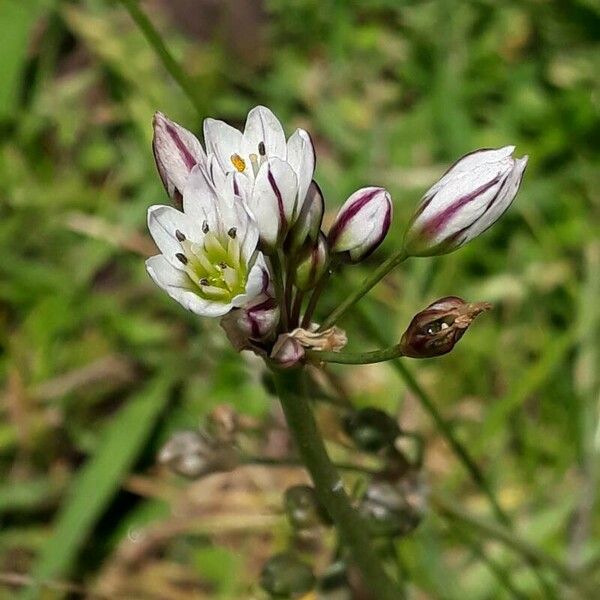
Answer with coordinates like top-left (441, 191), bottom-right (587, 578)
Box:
top-left (272, 367), bottom-right (402, 600)
top-left (319, 249), bottom-right (408, 330)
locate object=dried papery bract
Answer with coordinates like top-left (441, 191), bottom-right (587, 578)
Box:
top-left (399, 296), bottom-right (492, 358)
top-left (328, 186), bottom-right (393, 263)
top-left (404, 146), bottom-right (528, 257)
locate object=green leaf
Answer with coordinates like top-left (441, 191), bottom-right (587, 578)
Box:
top-left (20, 376), bottom-right (174, 599)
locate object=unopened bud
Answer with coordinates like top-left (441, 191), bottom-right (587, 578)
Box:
top-left (294, 233), bottom-right (329, 291)
top-left (359, 471), bottom-right (427, 538)
top-left (260, 553), bottom-right (316, 597)
top-left (288, 180), bottom-right (325, 252)
top-left (271, 334), bottom-right (305, 368)
top-left (399, 296), bottom-right (492, 358)
top-left (284, 485), bottom-right (331, 530)
top-left (328, 187), bottom-right (392, 263)
top-left (220, 295), bottom-right (280, 351)
top-left (158, 430), bottom-right (238, 479)
top-left (152, 112), bottom-right (206, 207)
top-left (404, 146), bottom-right (528, 257)
top-left (343, 408), bottom-right (400, 454)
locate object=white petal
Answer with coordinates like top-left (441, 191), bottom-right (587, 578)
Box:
top-left (182, 165), bottom-right (221, 234)
top-left (230, 253), bottom-right (269, 308)
top-left (460, 156), bottom-right (528, 245)
top-left (249, 158), bottom-right (298, 247)
top-left (203, 118), bottom-right (243, 174)
top-left (146, 255), bottom-right (231, 317)
top-left (429, 146), bottom-right (515, 197)
top-left (286, 128), bottom-right (315, 207)
top-left (241, 106), bottom-right (286, 160)
top-left (147, 205), bottom-right (200, 267)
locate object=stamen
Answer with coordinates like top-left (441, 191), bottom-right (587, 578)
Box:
top-left (228, 227), bottom-right (237, 239)
top-left (219, 262), bottom-right (228, 269)
top-left (202, 220), bottom-right (209, 234)
top-left (175, 252), bottom-right (188, 265)
top-left (200, 278), bottom-right (209, 286)
top-left (258, 141), bottom-right (266, 156)
top-left (175, 229), bottom-right (186, 242)
top-left (249, 153), bottom-right (259, 177)
top-left (230, 153), bottom-right (246, 173)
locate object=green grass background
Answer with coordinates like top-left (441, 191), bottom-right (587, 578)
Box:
top-left (0, 0), bottom-right (599, 598)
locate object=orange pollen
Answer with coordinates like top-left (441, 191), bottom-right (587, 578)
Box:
top-left (230, 153), bottom-right (246, 173)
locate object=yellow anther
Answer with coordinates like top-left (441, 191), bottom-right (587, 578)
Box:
top-left (230, 153), bottom-right (246, 173)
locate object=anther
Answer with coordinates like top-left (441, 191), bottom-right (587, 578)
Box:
top-left (200, 278), bottom-right (209, 286)
top-left (202, 221), bottom-right (209, 234)
top-left (175, 229), bottom-right (186, 242)
top-left (227, 227), bottom-right (237, 239)
top-left (219, 262), bottom-right (228, 269)
top-left (258, 141), bottom-right (266, 156)
top-left (230, 153), bottom-right (246, 173)
top-left (175, 253), bottom-right (188, 265)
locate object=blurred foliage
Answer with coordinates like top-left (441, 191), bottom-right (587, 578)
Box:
top-left (0, 0), bottom-right (599, 598)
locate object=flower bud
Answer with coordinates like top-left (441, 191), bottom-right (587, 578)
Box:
top-left (260, 553), bottom-right (316, 597)
top-left (152, 112), bottom-right (206, 207)
top-left (328, 187), bottom-right (393, 263)
top-left (220, 294), bottom-right (280, 351)
top-left (343, 408), bottom-right (400, 454)
top-left (359, 471), bottom-right (427, 538)
top-left (399, 296), bottom-right (492, 358)
top-left (294, 233), bottom-right (329, 291)
top-left (404, 146), bottom-right (528, 256)
top-left (158, 430), bottom-right (239, 479)
top-left (288, 180), bottom-right (325, 252)
top-left (284, 485), bottom-right (331, 530)
top-left (270, 334), bottom-right (305, 368)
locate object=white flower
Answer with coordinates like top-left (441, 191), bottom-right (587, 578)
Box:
top-left (203, 106), bottom-right (316, 249)
top-left (404, 146), bottom-right (528, 257)
top-left (328, 187), bottom-right (393, 263)
top-left (146, 164), bottom-right (268, 317)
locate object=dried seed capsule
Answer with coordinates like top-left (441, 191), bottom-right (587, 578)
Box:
top-left (399, 296), bottom-right (492, 358)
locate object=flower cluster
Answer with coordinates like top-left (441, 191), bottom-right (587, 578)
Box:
top-left (147, 106), bottom-right (527, 364)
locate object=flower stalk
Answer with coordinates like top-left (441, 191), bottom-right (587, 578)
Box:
top-left (271, 367), bottom-right (402, 600)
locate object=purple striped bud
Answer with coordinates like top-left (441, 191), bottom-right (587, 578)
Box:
top-left (328, 187), bottom-right (393, 263)
top-left (152, 112), bottom-right (206, 207)
top-left (294, 233), bottom-right (329, 291)
top-left (220, 295), bottom-right (280, 351)
top-left (288, 181), bottom-right (324, 253)
top-left (404, 146), bottom-right (528, 257)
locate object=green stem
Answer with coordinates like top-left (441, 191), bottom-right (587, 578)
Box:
top-left (301, 267), bottom-right (332, 328)
top-left (118, 0), bottom-right (204, 116)
top-left (271, 253), bottom-right (289, 331)
top-left (272, 367), bottom-right (402, 600)
top-left (319, 249), bottom-right (408, 330)
top-left (308, 345), bottom-right (403, 364)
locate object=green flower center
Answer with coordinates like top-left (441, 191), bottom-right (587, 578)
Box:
top-left (176, 228), bottom-right (248, 302)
